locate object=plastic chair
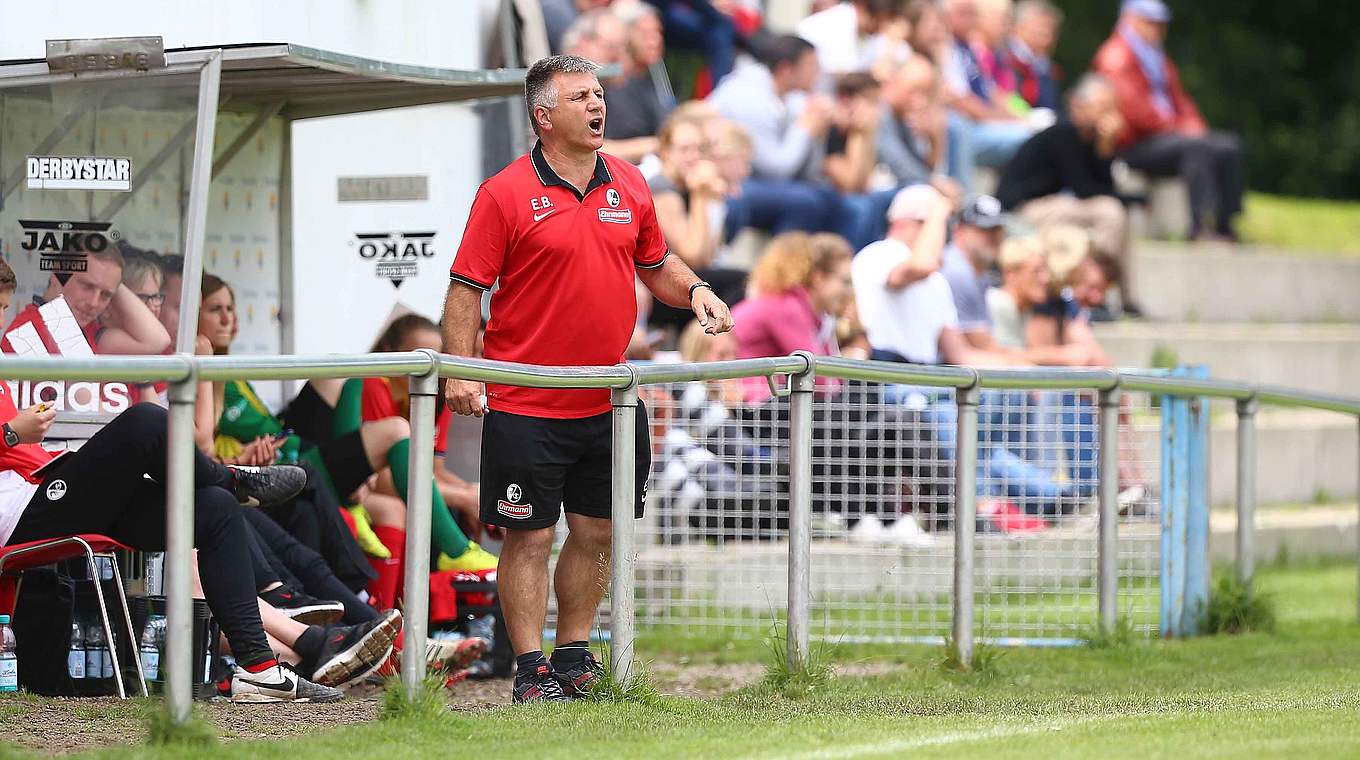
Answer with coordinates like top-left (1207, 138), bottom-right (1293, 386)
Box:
top-left (0, 534), bottom-right (147, 698)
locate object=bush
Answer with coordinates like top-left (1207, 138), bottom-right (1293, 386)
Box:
top-left (144, 706), bottom-right (216, 747)
top-left (379, 674), bottom-right (448, 721)
top-left (584, 642), bottom-right (661, 706)
top-left (939, 636), bottom-right (1006, 676)
top-left (1203, 573), bottom-right (1276, 635)
top-left (761, 627), bottom-right (833, 699)
top-left (1081, 616), bottom-right (1139, 649)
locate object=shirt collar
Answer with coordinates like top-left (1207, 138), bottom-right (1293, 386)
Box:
top-left (530, 140), bottom-right (613, 200)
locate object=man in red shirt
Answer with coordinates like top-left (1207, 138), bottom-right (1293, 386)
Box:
top-left (1092, 0), bottom-right (1243, 241)
top-left (442, 54), bottom-right (733, 703)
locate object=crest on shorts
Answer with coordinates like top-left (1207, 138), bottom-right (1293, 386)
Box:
top-left (606, 188), bottom-right (620, 208)
top-left (46, 479), bottom-right (67, 501)
top-left (498, 483), bottom-right (531, 519)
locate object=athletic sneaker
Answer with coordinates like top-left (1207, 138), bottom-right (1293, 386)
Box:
top-left (231, 661), bottom-right (342, 703)
top-left (436, 541), bottom-right (498, 573)
top-left (310, 608), bottom-right (404, 688)
top-left (228, 464), bottom-right (308, 507)
top-left (426, 636), bottom-right (487, 673)
top-left (260, 586), bottom-right (344, 627)
top-left (552, 650), bottom-right (604, 700)
top-left (512, 662), bottom-right (568, 704)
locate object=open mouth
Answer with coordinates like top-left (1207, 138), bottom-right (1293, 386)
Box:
top-left (588, 117), bottom-right (604, 136)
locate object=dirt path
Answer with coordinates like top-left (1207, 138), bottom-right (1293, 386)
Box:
top-left (0, 669), bottom-right (739, 755)
top-left (2, 662), bottom-right (898, 755)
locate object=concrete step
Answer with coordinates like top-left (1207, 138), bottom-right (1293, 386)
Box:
top-left (1093, 322), bottom-right (1360, 397)
top-left (1210, 505), bottom-right (1357, 567)
top-left (1131, 408), bottom-right (1358, 507)
top-left (1130, 242), bottom-right (1360, 323)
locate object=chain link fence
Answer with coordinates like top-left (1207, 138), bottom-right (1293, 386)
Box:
top-left (589, 378), bottom-right (1168, 645)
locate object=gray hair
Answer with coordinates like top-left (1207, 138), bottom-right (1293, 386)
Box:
top-left (611, 0), bottom-right (659, 27)
top-left (1068, 73), bottom-right (1113, 106)
top-left (524, 54), bottom-right (601, 136)
top-left (1014, 0), bottom-right (1063, 26)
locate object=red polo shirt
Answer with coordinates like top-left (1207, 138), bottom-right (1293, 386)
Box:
top-left (0, 382), bottom-right (56, 483)
top-left (451, 142), bottom-right (668, 419)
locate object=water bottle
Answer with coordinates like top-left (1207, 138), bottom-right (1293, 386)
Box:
top-left (465, 615), bottom-right (495, 678)
top-left (0, 614), bottom-right (18, 693)
top-left (85, 622), bottom-right (105, 681)
top-left (140, 615), bottom-right (163, 681)
top-left (68, 621), bottom-right (86, 680)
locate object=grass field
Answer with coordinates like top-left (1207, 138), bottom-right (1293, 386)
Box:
top-left (2, 562), bottom-right (1357, 759)
top-left (1239, 193), bottom-right (1360, 255)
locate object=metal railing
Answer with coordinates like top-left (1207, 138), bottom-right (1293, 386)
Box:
top-left (3, 351), bottom-right (1358, 720)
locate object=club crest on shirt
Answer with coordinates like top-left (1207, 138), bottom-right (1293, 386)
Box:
top-left (605, 188), bottom-right (620, 208)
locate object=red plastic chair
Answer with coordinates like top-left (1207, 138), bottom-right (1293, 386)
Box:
top-left (0, 534), bottom-right (147, 698)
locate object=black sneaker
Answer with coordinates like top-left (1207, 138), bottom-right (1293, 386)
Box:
top-left (231, 661), bottom-right (343, 703)
top-left (310, 608), bottom-right (403, 688)
top-left (512, 663), bottom-right (568, 704)
top-left (552, 650), bottom-right (604, 700)
top-left (261, 586), bottom-right (344, 627)
top-left (229, 464), bottom-right (307, 507)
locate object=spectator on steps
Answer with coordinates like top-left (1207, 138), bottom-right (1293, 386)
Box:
top-left (711, 34), bottom-right (894, 249)
top-left (851, 184), bottom-right (1012, 366)
top-left (731, 232), bottom-right (852, 402)
top-left (940, 194), bottom-right (1008, 351)
top-left (541, 0), bottom-right (612, 54)
top-left (1093, 0), bottom-right (1244, 241)
top-left (646, 0), bottom-right (743, 92)
top-left (709, 34), bottom-right (836, 235)
top-left (1004, 0), bottom-right (1063, 111)
top-left (648, 111), bottom-right (748, 334)
top-left (972, 0), bottom-right (1019, 108)
top-left (602, 3), bottom-right (675, 156)
top-left (824, 72), bottom-right (883, 194)
top-left (796, 0), bottom-right (913, 82)
top-left (1029, 226), bottom-right (1112, 366)
top-left (995, 74), bottom-right (1138, 314)
top-left (877, 55), bottom-right (949, 188)
top-left (939, 0), bottom-right (1031, 184)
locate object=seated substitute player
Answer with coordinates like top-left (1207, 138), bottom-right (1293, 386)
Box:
top-left (441, 54), bottom-right (734, 703)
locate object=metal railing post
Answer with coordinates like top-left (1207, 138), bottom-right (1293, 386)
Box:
top-left (1235, 397), bottom-right (1258, 591)
top-left (952, 385), bottom-right (980, 666)
top-left (400, 356), bottom-right (440, 698)
top-left (164, 371), bottom-right (197, 724)
top-left (1098, 387), bottom-right (1121, 634)
top-left (786, 353), bottom-right (816, 671)
top-left (609, 372), bottom-right (640, 685)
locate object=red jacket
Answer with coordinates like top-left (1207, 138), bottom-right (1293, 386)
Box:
top-left (1091, 30), bottom-right (1206, 148)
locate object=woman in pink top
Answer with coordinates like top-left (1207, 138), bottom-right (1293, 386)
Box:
top-left (731, 232), bottom-right (853, 402)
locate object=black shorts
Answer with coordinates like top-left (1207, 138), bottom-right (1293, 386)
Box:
top-left (479, 401), bottom-right (651, 531)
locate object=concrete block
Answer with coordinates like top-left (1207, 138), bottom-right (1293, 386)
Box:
top-left (1094, 322), bottom-right (1360, 397)
top-left (1130, 243), bottom-right (1360, 323)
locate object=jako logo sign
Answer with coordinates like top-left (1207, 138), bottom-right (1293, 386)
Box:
top-left (352, 230), bottom-right (436, 288)
top-left (20, 219), bottom-right (118, 284)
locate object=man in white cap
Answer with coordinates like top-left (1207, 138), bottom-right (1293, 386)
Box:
top-left (851, 184), bottom-right (1014, 367)
top-left (1093, 0), bottom-right (1244, 241)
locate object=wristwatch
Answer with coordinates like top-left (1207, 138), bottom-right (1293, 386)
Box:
top-left (2, 423), bottom-right (18, 448)
top-left (688, 281), bottom-right (713, 302)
